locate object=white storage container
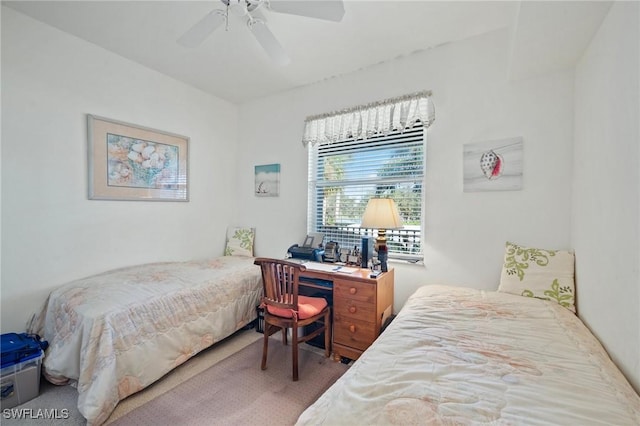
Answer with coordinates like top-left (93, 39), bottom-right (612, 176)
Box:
top-left (0, 351), bottom-right (43, 409)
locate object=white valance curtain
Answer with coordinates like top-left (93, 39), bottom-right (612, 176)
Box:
top-left (302, 90), bottom-right (435, 147)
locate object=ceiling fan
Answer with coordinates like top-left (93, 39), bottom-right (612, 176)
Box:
top-left (177, 0), bottom-right (345, 66)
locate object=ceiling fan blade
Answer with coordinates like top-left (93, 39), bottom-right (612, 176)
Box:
top-left (267, 0), bottom-right (345, 22)
top-left (178, 10), bottom-right (226, 48)
top-left (248, 18), bottom-right (291, 66)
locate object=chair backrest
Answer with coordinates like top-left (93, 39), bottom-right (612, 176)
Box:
top-left (254, 258), bottom-right (307, 311)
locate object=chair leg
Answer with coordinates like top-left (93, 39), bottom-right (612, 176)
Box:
top-left (261, 323), bottom-right (270, 371)
top-left (324, 309), bottom-right (331, 358)
top-left (292, 324), bottom-right (299, 381)
top-left (282, 327), bottom-right (288, 346)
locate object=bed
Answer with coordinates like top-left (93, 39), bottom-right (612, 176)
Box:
top-left (297, 285), bottom-right (640, 425)
top-left (36, 255), bottom-right (262, 425)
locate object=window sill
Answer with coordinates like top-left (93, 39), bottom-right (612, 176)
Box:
top-left (388, 257), bottom-right (424, 266)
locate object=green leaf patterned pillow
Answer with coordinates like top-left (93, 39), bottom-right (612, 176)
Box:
top-left (498, 241), bottom-right (576, 313)
top-left (224, 227), bottom-right (255, 257)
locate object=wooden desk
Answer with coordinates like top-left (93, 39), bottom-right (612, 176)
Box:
top-left (298, 262), bottom-right (394, 361)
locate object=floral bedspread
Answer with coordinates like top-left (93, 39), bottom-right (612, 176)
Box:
top-left (39, 256), bottom-right (262, 425)
top-left (297, 285), bottom-right (640, 425)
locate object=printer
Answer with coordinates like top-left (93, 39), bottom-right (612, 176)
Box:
top-left (288, 245), bottom-right (324, 262)
top-left (288, 233), bottom-right (325, 262)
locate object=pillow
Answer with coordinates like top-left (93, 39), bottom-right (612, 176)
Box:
top-left (498, 241), bottom-right (576, 312)
top-left (224, 227), bottom-right (255, 257)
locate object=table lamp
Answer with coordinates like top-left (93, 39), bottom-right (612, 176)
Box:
top-left (360, 198), bottom-right (403, 272)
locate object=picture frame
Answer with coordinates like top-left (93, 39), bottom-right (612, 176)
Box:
top-left (87, 115), bottom-right (189, 201)
top-left (463, 137), bottom-right (523, 192)
top-left (254, 163), bottom-right (280, 197)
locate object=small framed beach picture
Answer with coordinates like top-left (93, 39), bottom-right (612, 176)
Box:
top-left (255, 163), bottom-right (280, 197)
top-left (87, 115), bottom-right (189, 201)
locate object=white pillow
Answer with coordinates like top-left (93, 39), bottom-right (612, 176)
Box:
top-left (498, 241), bottom-right (576, 312)
top-left (224, 227), bottom-right (255, 257)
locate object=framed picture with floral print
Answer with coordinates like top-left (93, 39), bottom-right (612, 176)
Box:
top-left (88, 115), bottom-right (189, 201)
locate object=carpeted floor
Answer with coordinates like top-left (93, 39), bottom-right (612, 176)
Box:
top-left (2, 329), bottom-right (348, 425)
top-left (111, 335), bottom-right (348, 425)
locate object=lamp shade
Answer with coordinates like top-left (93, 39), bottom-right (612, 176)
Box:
top-left (361, 198), bottom-right (403, 229)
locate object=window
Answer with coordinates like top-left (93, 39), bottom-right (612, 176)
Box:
top-left (307, 124), bottom-right (425, 261)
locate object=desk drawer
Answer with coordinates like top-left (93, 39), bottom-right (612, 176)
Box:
top-left (333, 315), bottom-right (376, 351)
top-left (334, 298), bottom-right (375, 322)
top-left (334, 280), bottom-right (375, 303)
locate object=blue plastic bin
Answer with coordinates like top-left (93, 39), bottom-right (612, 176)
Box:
top-left (1, 333), bottom-right (47, 409)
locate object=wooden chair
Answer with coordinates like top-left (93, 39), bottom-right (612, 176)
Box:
top-left (254, 257), bottom-right (331, 381)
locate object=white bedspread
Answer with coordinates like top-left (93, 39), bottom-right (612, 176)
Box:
top-left (39, 256), bottom-right (262, 425)
top-left (298, 285), bottom-right (640, 425)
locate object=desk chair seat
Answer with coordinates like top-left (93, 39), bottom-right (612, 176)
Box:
top-left (265, 295), bottom-right (327, 319)
top-left (254, 258), bottom-right (331, 381)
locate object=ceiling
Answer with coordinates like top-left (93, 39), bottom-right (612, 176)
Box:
top-left (3, 1), bottom-right (612, 104)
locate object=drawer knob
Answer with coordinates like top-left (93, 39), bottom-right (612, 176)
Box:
top-left (349, 306), bottom-right (357, 314)
top-left (349, 287), bottom-right (357, 295)
top-left (349, 324), bottom-right (356, 333)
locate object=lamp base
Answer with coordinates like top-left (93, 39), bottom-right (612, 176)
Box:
top-left (374, 229), bottom-right (387, 252)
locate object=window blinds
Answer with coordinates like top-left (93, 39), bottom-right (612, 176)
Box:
top-left (307, 125), bottom-right (425, 260)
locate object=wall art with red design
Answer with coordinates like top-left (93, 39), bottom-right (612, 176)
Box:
top-left (463, 137), bottom-right (523, 192)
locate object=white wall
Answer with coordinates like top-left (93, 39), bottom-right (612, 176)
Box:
top-left (2, 0), bottom-right (637, 397)
top-left (1, 8), bottom-right (239, 332)
top-left (573, 1), bottom-right (639, 392)
top-left (0, 3), bottom-right (4, 325)
top-left (236, 28), bottom-right (576, 312)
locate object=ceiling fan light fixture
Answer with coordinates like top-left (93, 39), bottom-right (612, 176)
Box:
top-left (178, 0), bottom-right (343, 65)
top-left (227, 0), bottom-right (248, 17)
top-left (246, 0), bottom-right (267, 12)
